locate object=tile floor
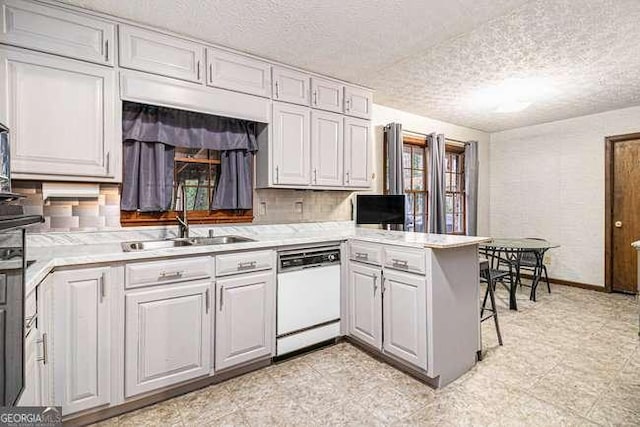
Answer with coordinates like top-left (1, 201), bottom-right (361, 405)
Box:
top-left (96, 283), bottom-right (639, 426)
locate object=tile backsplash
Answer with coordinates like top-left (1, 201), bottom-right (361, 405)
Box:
top-left (11, 181), bottom-right (355, 232)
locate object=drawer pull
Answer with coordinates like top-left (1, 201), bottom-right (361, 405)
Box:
top-left (355, 252), bottom-right (369, 261)
top-left (237, 261), bottom-right (257, 271)
top-left (373, 275), bottom-right (378, 295)
top-left (205, 288), bottom-right (210, 313)
top-left (159, 271), bottom-right (185, 280)
top-left (391, 259), bottom-right (409, 269)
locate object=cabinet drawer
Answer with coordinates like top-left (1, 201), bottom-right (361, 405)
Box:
top-left (126, 257), bottom-right (212, 289)
top-left (0, 0), bottom-right (115, 65)
top-left (383, 246), bottom-right (426, 275)
top-left (216, 250), bottom-right (273, 277)
top-left (349, 241), bottom-right (382, 265)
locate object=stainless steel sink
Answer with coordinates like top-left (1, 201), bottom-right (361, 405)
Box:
top-left (122, 235), bottom-right (255, 252)
top-left (188, 235), bottom-right (255, 245)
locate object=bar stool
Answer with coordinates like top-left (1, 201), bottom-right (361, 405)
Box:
top-left (479, 258), bottom-right (503, 346)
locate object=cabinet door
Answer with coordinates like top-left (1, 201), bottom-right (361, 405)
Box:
top-left (347, 262), bottom-right (382, 349)
top-left (0, 0), bottom-right (115, 65)
top-left (206, 47), bottom-right (271, 97)
top-left (119, 25), bottom-right (205, 83)
top-left (52, 267), bottom-right (110, 415)
top-left (311, 77), bottom-right (343, 113)
top-left (272, 102), bottom-right (311, 185)
top-left (0, 47), bottom-right (115, 179)
top-left (344, 86), bottom-right (373, 119)
top-left (272, 66), bottom-right (310, 106)
top-left (0, 270), bottom-right (23, 405)
top-left (382, 270), bottom-right (427, 370)
top-left (311, 110), bottom-right (343, 187)
top-left (125, 282), bottom-right (212, 397)
top-left (344, 117), bottom-right (372, 188)
top-left (216, 271), bottom-right (275, 370)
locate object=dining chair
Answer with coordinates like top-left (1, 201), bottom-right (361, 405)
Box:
top-left (479, 258), bottom-right (503, 346)
top-left (516, 238), bottom-right (551, 299)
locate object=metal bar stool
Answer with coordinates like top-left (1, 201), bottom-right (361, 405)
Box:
top-left (479, 258), bottom-right (503, 346)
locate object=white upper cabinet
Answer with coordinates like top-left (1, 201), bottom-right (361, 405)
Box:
top-left (272, 66), bottom-right (310, 106)
top-left (119, 25), bottom-right (205, 84)
top-left (0, 47), bottom-right (116, 180)
top-left (206, 47), bottom-right (271, 97)
top-left (344, 86), bottom-right (373, 119)
top-left (0, 0), bottom-right (115, 66)
top-left (311, 77), bottom-right (343, 113)
top-left (344, 117), bottom-right (372, 188)
top-left (272, 101), bottom-right (311, 185)
top-left (311, 110), bottom-right (343, 187)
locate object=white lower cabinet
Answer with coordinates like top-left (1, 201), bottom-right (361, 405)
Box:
top-left (46, 267), bottom-right (111, 415)
top-left (215, 271), bottom-right (275, 370)
top-left (347, 262), bottom-right (382, 349)
top-left (382, 269), bottom-right (427, 370)
top-left (125, 281), bottom-right (212, 398)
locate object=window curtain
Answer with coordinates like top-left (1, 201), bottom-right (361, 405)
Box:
top-left (120, 102), bottom-right (258, 212)
top-left (384, 123), bottom-right (404, 195)
top-left (428, 133), bottom-right (446, 234)
top-left (464, 141), bottom-right (479, 236)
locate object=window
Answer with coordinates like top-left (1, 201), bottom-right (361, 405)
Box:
top-left (402, 136), bottom-right (428, 232)
top-left (387, 134), bottom-right (466, 234)
top-left (120, 147), bottom-right (253, 226)
top-left (444, 147), bottom-right (466, 234)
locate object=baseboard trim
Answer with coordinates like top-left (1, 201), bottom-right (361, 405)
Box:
top-left (520, 273), bottom-right (606, 292)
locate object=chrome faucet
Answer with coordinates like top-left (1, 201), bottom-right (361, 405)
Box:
top-left (176, 186), bottom-right (189, 239)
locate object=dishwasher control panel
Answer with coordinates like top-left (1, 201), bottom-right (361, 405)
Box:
top-left (278, 247), bottom-right (341, 271)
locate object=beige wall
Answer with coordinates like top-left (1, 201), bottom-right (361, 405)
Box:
top-left (371, 104), bottom-right (491, 235)
top-left (489, 105), bottom-right (640, 286)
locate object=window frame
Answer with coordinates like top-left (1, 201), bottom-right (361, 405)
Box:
top-left (444, 144), bottom-right (466, 235)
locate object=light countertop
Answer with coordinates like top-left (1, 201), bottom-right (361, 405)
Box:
top-left (24, 222), bottom-right (490, 295)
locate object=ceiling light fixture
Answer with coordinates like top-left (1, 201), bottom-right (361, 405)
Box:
top-left (469, 77), bottom-right (554, 113)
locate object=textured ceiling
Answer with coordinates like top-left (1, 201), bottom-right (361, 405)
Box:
top-left (60, 0), bottom-right (640, 132)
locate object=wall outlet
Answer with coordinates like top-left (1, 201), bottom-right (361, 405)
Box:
top-left (294, 201), bottom-right (303, 213)
top-left (259, 201), bottom-right (267, 216)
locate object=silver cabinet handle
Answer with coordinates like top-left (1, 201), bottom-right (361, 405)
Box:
top-left (205, 288), bottom-right (210, 313)
top-left (159, 271), bottom-right (185, 280)
top-left (313, 168), bottom-right (317, 184)
top-left (237, 261), bottom-right (257, 271)
top-left (275, 166), bottom-right (279, 183)
top-left (99, 273), bottom-right (106, 303)
top-left (275, 81), bottom-right (279, 98)
top-left (355, 252), bottom-right (368, 261)
top-left (105, 40), bottom-right (109, 62)
top-left (382, 277), bottom-right (386, 294)
top-left (105, 151), bottom-right (110, 175)
top-left (313, 90), bottom-right (318, 105)
top-left (197, 60), bottom-right (201, 80)
top-left (209, 63), bottom-right (213, 83)
top-left (391, 259), bottom-right (409, 269)
top-left (219, 286), bottom-right (224, 311)
top-left (373, 275), bottom-right (377, 295)
top-left (345, 171), bottom-right (350, 183)
top-left (345, 98), bottom-right (350, 112)
top-left (36, 333), bottom-right (48, 364)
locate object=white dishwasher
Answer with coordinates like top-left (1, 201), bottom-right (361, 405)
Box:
top-left (276, 246), bottom-right (341, 356)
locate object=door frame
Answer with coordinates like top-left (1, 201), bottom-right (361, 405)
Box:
top-left (604, 132), bottom-right (640, 292)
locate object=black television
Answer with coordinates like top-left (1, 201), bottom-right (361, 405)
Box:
top-left (356, 195), bottom-right (405, 225)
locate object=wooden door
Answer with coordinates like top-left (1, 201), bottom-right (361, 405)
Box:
top-left (272, 67), bottom-right (310, 106)
top-left (610, 137), bottom-right (640, 293)
top-left (344, 86), bottom-right (373, 119)
top-left (215, 271), bottom-right (275, 370)
top-left (119, 25), bottom-right (205, 83)
top-left (382, 269), bottom-right (427, 370)
top-left (311, 77), bottom-right (343, 113)
top-left (272, 101), bottom-right (311, 185)
top-left (205, 47), bottom-right (271, 97)
top-left (0, 47), bottom-right (115, 179)
top-left (311, 110), bottom-right (343, 187)
top-left (347, 262), bottom-right (382, 349)
top-left (344, 117), bottom-right (372, 188)
top-left (53, 267), bottom-right (110, 415)
top-left (125, 281), bottom-right (212, 397)
top-left (0, 0), bottom-right (115, 66)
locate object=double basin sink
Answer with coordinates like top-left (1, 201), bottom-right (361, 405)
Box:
top-left (122, 235), bottom-right (255, 252)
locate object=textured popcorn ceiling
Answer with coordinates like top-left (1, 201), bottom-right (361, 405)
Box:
top-left (60, 0), bottom-right (640, 131)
